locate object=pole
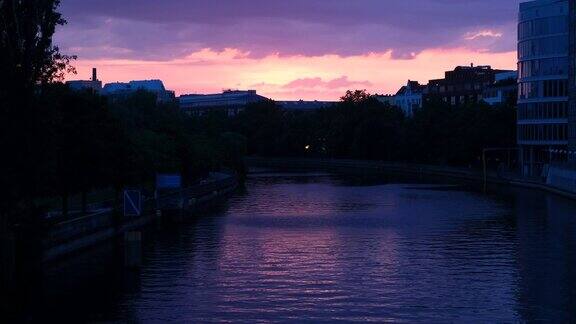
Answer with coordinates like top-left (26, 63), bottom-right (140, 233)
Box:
top-left (124, 231), bottom-right (142, 269)
top-left (0, 232), bottom-right (15, 287)
top-left (482, 149), bottom-right (487, 193)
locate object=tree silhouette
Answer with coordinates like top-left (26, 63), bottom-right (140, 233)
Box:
top-left (0, 0), bottom-right (75, 227)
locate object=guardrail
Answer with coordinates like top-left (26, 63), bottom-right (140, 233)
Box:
top-left (41, 172), bottom-right (239, 262)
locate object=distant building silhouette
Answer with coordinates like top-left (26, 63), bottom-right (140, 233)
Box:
top-left (376, 81), bottom-right (424, 117)
top-left (102, 79), bottom-right (176, 103)
top-left (397, 81), bottom-right (424, 116)
top-left (179, 90), bottom-right (269, 117)
top-left (66, 68), bottom-right (102, 92)
top-left (424, 64), bottom-right (514, 106)
top-left (482, 71), bottom-right (518, 106)
top-left (278, 100), bottom-right (337, 111)
top-left (67, 69), bottom-right (176, 103)
top-left (375, 94), bottom-right (396, 106)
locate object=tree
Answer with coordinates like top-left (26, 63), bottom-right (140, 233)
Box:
top-left (227, 89), bottom-right (516, 168)
top-left (0, 0), bottom-right (74, 94)
top-left (0, 0), bottom-right (74, 225)
top-left (340, 89), bottom-right (373, 105)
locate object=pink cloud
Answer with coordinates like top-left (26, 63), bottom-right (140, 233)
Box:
top-left (464, 30), bottom-right (503, 40)
top-left (282, 76), bottom-right (372, 89)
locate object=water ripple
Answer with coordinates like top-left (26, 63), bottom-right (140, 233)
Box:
top-left (30, 172), bottom-right (576, 323)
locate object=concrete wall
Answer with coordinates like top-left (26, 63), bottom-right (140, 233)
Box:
top-left (547, 165), bottom-right (576, 192)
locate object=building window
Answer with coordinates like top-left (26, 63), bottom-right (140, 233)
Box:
top-left (519, 82), bottom-right (535, 99)
top-left (518, 57), bottom-right (569, 78)
top-left (543, 79), bottom-right (568, 97)
top-left (518, 16), bottom-right (568, 40)
top-left (518, 102), bottom-right (568, 120)
top-left (518, 123), bottom-right (568, 141)
top-left (518, 35), bottom-right (568, 59)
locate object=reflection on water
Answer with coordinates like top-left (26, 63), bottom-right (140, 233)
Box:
top-left (5, 171), bottom-right (576, 322)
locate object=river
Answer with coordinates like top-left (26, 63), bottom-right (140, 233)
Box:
top-left (6, 169), bottom-right (576, 322)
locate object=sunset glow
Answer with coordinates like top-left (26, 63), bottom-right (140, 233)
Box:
top-left (69, 48), bottom-right (516, 100)
top-left (57, 0), bottom-right (520, 100)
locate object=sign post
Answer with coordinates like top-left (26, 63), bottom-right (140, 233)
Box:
top-left (155, 173), bottom-right (183, 211)
top-left (123, 190), bottom-right (142, 217)
top-left (156, 174), bottom-right (182, 190)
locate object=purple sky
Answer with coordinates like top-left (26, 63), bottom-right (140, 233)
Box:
top-left (57, 0), bottom-right (520, 60)
top-left (57, 0), bottom-right (521, 99)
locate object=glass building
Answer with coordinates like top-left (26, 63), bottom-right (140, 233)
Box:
top-left (570, 0), bottom-right (576, 162)
top-left (518, 0), bottom-right (570, 176)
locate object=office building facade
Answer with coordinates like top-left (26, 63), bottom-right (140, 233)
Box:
top-left (570, 0), bottom-right (576, 161)
top-left (518, 0), bottom-right (569, 176)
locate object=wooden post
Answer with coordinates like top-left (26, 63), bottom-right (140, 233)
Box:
top-left (81, 191), bottom-right (88, 216)
top-left (124, 231), bottom-right (142, 269)
top-left (155, 209), bottom-right (163, 229)
top-left (172, 210), bottom-right (184, 223)
top-left (62, 193), bottom-right (69, 219)
top-left (0, 232), bottom-right (16, 287)
top-left (483, 149), bottom-right (488, 193)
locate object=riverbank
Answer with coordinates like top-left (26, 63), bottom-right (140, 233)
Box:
top-left (9, 167), bottom-right (576, 323)
top-left (246, 157), bottom-right (576, 200)
top-left (19, 172), bottom-right (239, 264)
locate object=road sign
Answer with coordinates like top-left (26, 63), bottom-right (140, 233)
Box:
top-left (124, 190), bottom-right (142, 217)
top-left (156, 174), bottom-right (182, 189)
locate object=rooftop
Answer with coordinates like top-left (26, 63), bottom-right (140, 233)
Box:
top-left (102, 79), bottom-right (168, 94)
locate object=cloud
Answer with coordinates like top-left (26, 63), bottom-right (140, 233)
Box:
top-left (283, 76), bottom-right (372, 89)
top-left (464, 30), bottom-right (504, 40)
top-left (55, 0), bottom-right (522, 61)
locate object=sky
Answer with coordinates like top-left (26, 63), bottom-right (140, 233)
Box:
top-left (56, 0), bottom-right (521, 100)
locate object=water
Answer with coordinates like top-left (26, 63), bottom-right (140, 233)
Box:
top-left (6, 170), bottom-right (576, 322)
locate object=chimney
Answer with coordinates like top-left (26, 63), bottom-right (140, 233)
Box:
top-left (92, 68), bottom-right (97, 82)
top-left (470, 63), bottom-right (474, 67)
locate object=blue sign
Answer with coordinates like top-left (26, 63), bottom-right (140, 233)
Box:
top-left (156, 174), bottom-right (182, 189)
top-left (124, 190), bottom-right (142, 217)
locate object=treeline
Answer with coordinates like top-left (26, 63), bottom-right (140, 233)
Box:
top-left (224, 90), bottom-right (516, 166)
top-left (1, 84), bottom-right (246, 224)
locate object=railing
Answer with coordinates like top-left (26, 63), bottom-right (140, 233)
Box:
top-left (43, 172), bottom-right (239, 247)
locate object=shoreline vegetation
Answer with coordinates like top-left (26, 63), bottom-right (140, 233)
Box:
top-left (232, 90), bottom-right (516, 166)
